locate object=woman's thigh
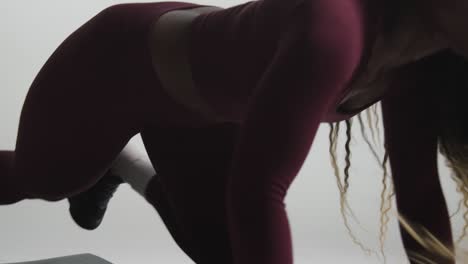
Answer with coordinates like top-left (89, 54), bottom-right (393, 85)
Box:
top-left (13, 5), bottom-right (163, 201)
top-left (140, 122), bottom-right (241, 263)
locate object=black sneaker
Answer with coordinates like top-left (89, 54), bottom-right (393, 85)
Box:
top-left (68, 171), bottom-right (124, 230)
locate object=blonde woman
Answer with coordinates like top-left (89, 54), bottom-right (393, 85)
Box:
top-left (1, 0), bottom-right (468, 263)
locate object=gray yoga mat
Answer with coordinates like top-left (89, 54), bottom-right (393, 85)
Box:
top-left (3, 254), bottom-right (112, 264)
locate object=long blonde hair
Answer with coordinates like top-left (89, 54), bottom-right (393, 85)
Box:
top-left (328, 49), bottom-right (468, 263)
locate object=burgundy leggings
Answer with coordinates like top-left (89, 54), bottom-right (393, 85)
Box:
top-left (142, 124), bottom-right (239, 263)
top-left (0, 2), bottom-right (215, 203)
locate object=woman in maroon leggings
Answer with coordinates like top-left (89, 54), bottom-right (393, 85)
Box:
top-left (1, 0), bottom-right (468, 263)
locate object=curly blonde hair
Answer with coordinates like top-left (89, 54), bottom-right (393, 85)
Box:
top-left (328, 49), bottom-right (468, 264)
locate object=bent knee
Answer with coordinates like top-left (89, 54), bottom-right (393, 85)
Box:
top-left (20, 172), bottom-right (97, 202)
top-left (23, 188), bottom-right (66, 202)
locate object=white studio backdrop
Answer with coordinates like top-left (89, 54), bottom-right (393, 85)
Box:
top-left (0, 0), bottom-right (464, 263)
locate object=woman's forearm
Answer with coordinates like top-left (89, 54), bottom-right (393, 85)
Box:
top-left (380, 58), bottom-right (456, 264)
